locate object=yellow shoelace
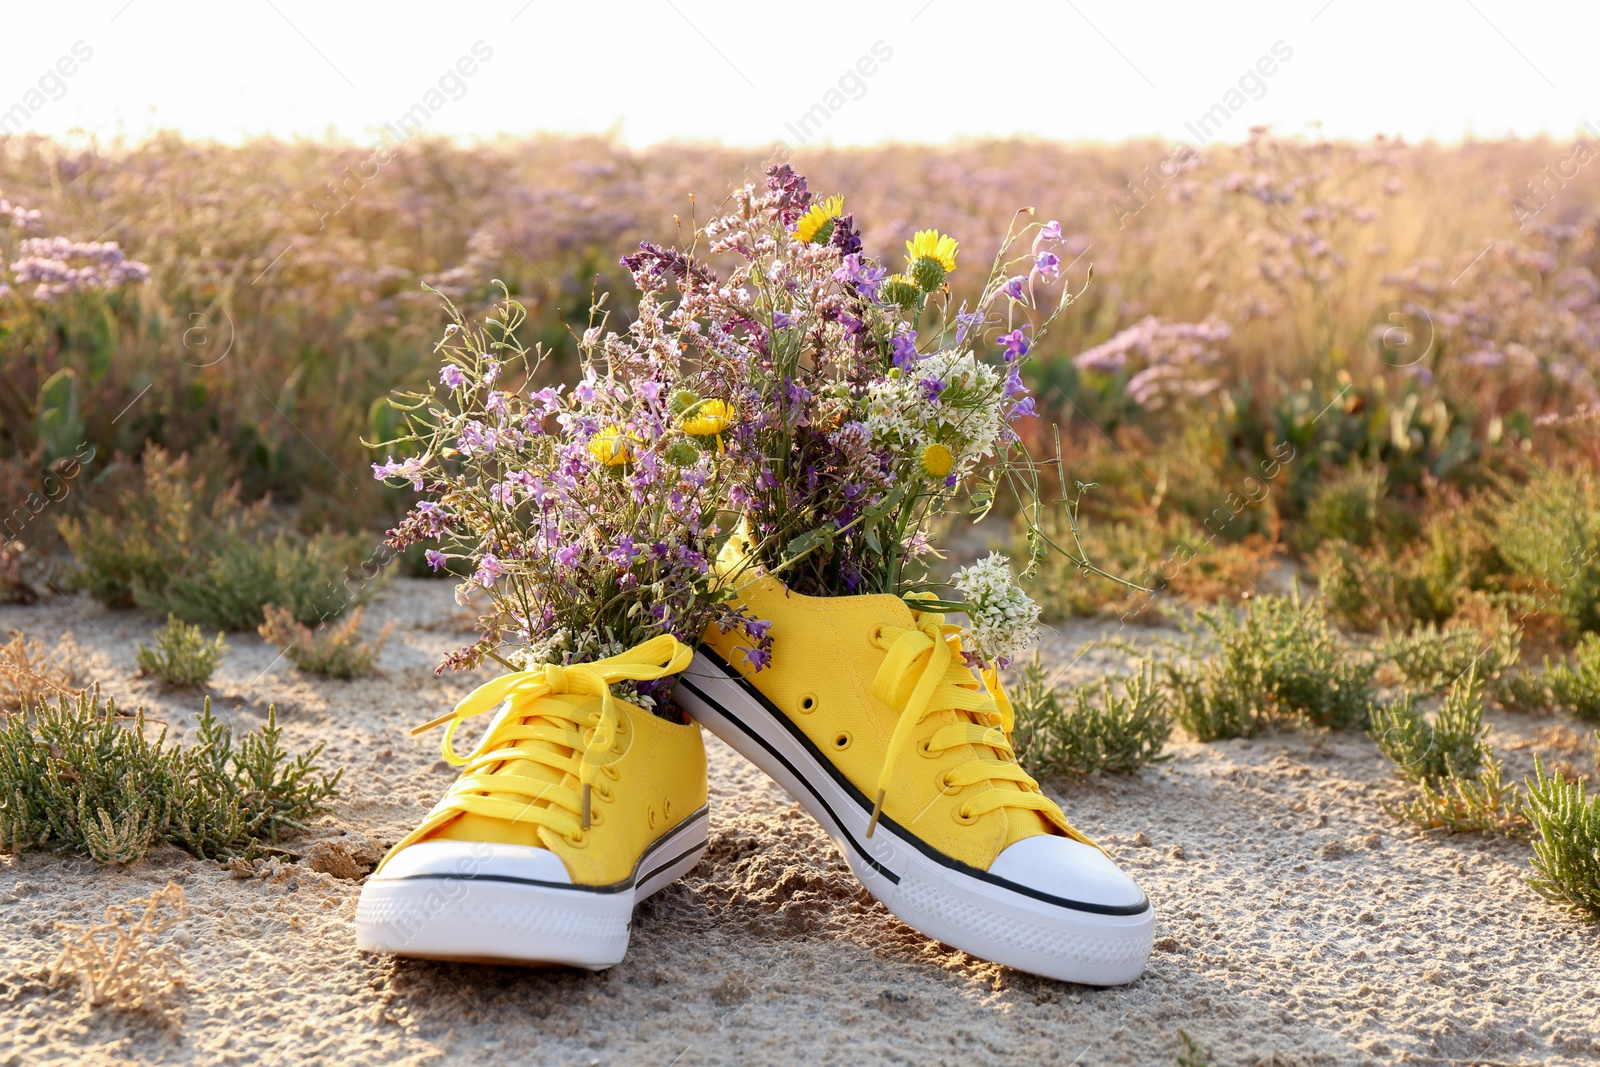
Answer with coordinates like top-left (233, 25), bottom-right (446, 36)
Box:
top-left (380, 636), bottom-right (693, 866)
top-left (867, 610), bottom-right (1084, 843)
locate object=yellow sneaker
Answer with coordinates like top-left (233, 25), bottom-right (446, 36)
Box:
top-left (355, 636), bottom-right (709, 969)
top-left (679, 574), bottom-right (1154, 985)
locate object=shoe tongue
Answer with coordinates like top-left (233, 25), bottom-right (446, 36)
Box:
top-left (428, 692), bottom-right (592, 849)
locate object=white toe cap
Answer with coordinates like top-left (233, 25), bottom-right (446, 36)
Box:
top-left (988, 835), bottom-right (1148, 911)
top-left (373, 839), bottom-right (572, 884)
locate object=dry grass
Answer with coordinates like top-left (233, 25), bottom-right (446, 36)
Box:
top-left (50, 881), bottom-right (188, 1014)
top-left (0, 629), bottom-right (84, 717)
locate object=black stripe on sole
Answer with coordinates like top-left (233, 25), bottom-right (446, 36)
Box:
top-left (682, 658), bottom-right (1151, 919)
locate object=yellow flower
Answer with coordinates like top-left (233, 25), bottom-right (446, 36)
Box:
top-left (905, 229), bottom-right (959, 273)
top-left (920, 442), bottom-right (956, 478)
top-left (678, 398), bottom-right (734, 437)
top-left (793, 196), bottom-right (845, 244)
top-left (588, 426), bottom-right (640, 466)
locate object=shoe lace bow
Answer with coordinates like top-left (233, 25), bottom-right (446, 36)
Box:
top-left (867, 608), bottom-right (1084, 844)
top-left (382, 635), bottom-right (692, 864)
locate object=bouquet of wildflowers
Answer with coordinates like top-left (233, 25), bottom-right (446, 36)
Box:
top-left (615, 164), bottom-right (1128, 669)
top-left (373, 284), bottom-right (768, 708)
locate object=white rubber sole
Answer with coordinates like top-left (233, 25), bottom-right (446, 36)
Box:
top-left (677, 653), bottom-right (1154, 985)
top-left (354, 807), bottom-right (709, 969)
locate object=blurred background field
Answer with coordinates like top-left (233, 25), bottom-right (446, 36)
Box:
top-left (2, 130), bottom-right (1596, 647)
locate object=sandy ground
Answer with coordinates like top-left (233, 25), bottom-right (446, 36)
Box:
top-left (1, 578), bottom-right (1598, 1067)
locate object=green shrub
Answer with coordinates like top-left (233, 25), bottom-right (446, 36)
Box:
top-left (1381, 618), bottom-right (1521, 694)
top-left (1302, 465), bottom-right (1386, 550)
top-left (1499, 633), bottom-right (1600, 721)
top-left (259, 604), bottom-right (391, 680)
top-left (139, 531), bottom-right (381, 631)
top-left (1370, 665), bottom-right (1491, 785)
top-left (1370, 666), bottom-right (1526, 834)
top-left (1011, 656), bottom-right (1170, 777)
top-left (1492, 467), bottom-right (1600, 637)
top-left (58, 447), bottom-right (257, 609)
top-left (0, 688), bottom-right (341, 863)
top-left (1159, 589), bottom-right (1376, 740)
top-left (1392, 757), bottom-right (1527, 836)
top-left (1524, 754), bottom-right (1600, 919)
top-left (136, 616), bottom-right (226, 688)
top-left (59, 447), bottom-right (384, 630)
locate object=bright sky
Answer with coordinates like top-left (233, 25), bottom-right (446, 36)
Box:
top-left (4, 0), bottom-right (1596, 149)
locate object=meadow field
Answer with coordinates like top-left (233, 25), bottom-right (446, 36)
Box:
top-left (1, 130), bottom-right (1598, 1064)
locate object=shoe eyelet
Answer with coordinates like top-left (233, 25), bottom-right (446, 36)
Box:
top-left (832, 731), bottom-right (852, 750)
top-left (797, 693), bottom-right (818, 714)
top-left (868, 624), bottom-right (887, 647)
top-left (566, 829), bottom-right (589, 847)
top-left (647, 808), bottom-right (658, 830)
top-left (594, 784), bottom-right (614, 803)
top-left (951, 806), bottom-right (978, 825)
top-left (664, 797), bottom-right (676, 817)
top-left (937, 773), bottom-right (962, 796)
top-left (588, 808), bottom-right (605, 827)
top-left (917, 739), bottom-right (940, 759)
top-left (600, 765), bottom-right (620, 781)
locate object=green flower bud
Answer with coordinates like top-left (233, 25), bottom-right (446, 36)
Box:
top-left (664, 439), bottom-right (701, 466)
top-left (909, 255), bottom-right (947, 293)
top-left (668, 388), bottom-right (700, 416)
top-left (879, 275), bottom-right (920, 310)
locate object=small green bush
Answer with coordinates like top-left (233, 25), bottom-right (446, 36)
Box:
top-left (58, 448), bottom-right (256, 609)
top-left (139, 531), bottom-right (380, 631)
top-left (59, 447), bottom-right (385, 631)
top-left (1524, 754), bottom-right (1600, 919)
top-left (1370, 666), bottom-right (1525, 834)
top-left (1011, 656), bottom-right (1170, 778)
top-left (1492, 468), bottom-right (1600, 637)
top-left (0, 688), bottom-right (341, 863)
top-left (259, 604), bottom-right (392, 680)
top-left (1302, 465), bottom-right (1386, 550)
top-left (1381, 618), bottom-right (1521, 694)
top-left (136, 616), bottom-right (226, 688)
top-left (1499, 634), bottom-right (1600, 721)
top-left (1159, 589), bottom-right (1376, 740)
top-left (1370, 665), bottom-right (1491, 785)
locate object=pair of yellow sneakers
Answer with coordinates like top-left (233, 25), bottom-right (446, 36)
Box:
top-left (356, 575), bottom-right (1154, 984)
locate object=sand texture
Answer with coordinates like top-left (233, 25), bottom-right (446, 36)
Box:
top-left (2, 579), bottom-right (1597, 1066)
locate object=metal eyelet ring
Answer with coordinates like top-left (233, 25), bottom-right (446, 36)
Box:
top-left (833, 731), bottom-right (852, 750)
top-left (588, 808), bottom-right (605, 827)
top-left (938, 773), bottom-right (962, 796)
top-left (600, 765), bottom-right (620, 781)
top-left (798, 693), bottom-right (818, 714)
top-left (566, 829), bottom-right (589, 847)
top-left (917, 739), bottom-right (940, 759)
top-left (593, 784), bottom-right (614, 803)
top-left (869, 624), bottom-right (887, 647)
top-left (952, 806), bottom-right (979, 825)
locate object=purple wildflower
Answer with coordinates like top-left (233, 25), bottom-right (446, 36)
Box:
top-left (890, 332), bottom-right (919, 370)
top-left (1034, 252), bottom-right (1061, 281)
top-left (425, 549), bottom-right (447, 572)
top-left (440, 364), bottom-right (465, 389)
top-left (920, 377), bottom-right (946, 402)
top-left (608, 536), bottom-right (639, 567)
top-left (473, 554), bottom-right (504, 588)
top-left (999, 329), bottom-right (1030, 361)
